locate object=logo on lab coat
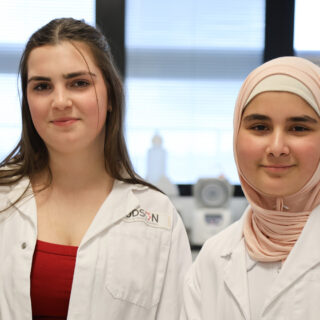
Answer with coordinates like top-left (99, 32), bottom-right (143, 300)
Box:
top-left (124, 208), bottom-right (171, 229)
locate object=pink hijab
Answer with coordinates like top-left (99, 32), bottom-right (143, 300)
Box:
top-left (234, 56), bottom-right (320, 262)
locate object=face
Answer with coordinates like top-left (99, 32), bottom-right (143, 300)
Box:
top-left (237, 91), bottom-right (320, 197)
top-left (26, 41), bottom-right (109, 155)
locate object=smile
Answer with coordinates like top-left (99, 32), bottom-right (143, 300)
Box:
top-left (261, 164), bottom-right (295, 173)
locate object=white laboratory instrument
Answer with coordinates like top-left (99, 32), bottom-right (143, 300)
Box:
top-left (191, 178), bottom-right (234, 246)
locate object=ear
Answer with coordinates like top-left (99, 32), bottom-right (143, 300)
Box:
top-left (108, 104), bottom-right (112, 112)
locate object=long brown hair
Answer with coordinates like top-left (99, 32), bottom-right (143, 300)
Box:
top-left (0, 18), bottom-right (160, 193)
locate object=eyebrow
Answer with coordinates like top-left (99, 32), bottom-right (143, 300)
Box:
top-left (242, 113), bottom-right (318, 124)
top-left (290, 115), bottom-right (318, 123)
top-left (242, 114), bottom-right (270, 122)
top-left (27, 71), bottom-right (96, 83)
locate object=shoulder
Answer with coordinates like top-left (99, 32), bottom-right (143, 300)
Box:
top-left (0, 166), bottom-right (17, 202)
top-left (120, 181), bottom-right (182, 231)
top-left (196, 213), bottom-right (246, 265)
top-left (133, 184), bottom-right (174, 210)
top-left (0, 164), bottom-right (25, 193)
top-left (113, 180), bottom-right (178, 230)
top-left (184, 216), bottom-right (246, 293)
top-left (0, 183), bottom-right (17, 220)
top-left (0, 185), bottom-right (11, 204)
top-left (0, 176), bottom-right (30, 212)
top-left (0, 181), bottom-right (12, 195)
top-left (117, 179), bottom-right (176, 212)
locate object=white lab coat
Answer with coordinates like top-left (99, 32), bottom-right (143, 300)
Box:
top-left (0, 177), bottom-right (192, 320)
top-left (181, 205), bottom-right (320, 320)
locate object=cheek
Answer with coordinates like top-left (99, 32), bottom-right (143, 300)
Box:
top-left (297, 140), bottom-right (320, 177)
top-left (85, 99), bottom-right (107, 131)
top-left (236, 132), bottom-right (261, 168)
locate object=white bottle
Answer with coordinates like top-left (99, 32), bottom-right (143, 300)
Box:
top-left (146, 133), bottom-right (166, 184)
top-left (146, 133), bottom-right (178, 196)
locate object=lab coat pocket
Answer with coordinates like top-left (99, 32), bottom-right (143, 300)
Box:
top-left (105, 227), bottom-right (170, 309)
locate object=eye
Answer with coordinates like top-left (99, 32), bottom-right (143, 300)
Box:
top-left (33, 82), bottom-right (51, 91)
top-left (71, 79), bottom-right (90, 88)
top-left (290, 125), bottom-right (310, 132)
top-left (249, 124), bottom-right (269, 131)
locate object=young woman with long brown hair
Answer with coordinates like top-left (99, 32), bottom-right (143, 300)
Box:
top-left (0, 18), bottom-right (191, 320)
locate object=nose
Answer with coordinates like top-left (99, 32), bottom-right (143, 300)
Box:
top-left (51, 87), bottom-right (72, 109)
top-left (266, 130), bottom-right (290, 157)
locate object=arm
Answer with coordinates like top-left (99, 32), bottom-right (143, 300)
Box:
top-left (156, 211), bottom-right (192, 320)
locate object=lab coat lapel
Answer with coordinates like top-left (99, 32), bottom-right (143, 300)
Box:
top-left (8, 177), bottom-right (37, 225)
top-left (223, 238), bottom-right (251, 320)
top-left (262, 206), bottom-right (320, 314)
top-left (80, 180), bottom-right (141, 245)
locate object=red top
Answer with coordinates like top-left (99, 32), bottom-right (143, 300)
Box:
top-left (30, 240), bottom-right (78, 320)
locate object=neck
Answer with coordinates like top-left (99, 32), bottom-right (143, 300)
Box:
top-left (34, 147), bottom-right (113, 192)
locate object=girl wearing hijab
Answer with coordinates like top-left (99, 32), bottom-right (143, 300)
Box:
top-left (181, 56), bottom-right (320, 320)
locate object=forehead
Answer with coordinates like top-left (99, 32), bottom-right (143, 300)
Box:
top-left (27, 41), bottom-right (98, 74)
top-left (242, 91), bottom-right (319, 118)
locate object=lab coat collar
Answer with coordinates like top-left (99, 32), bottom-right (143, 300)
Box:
top-left (7, 177), bottom-right (37, 224)
top-left (220, 205), bottom-right (320, 319)
top-left (79, 180), bottom-right (145, 246)
top-left (221, 209), bottom-right (251, 320)
top-left (262, 205), bottom-right (320, 315)
top-left (220, 206), bottom-right (248, 257)
top-left (6, 178), bottom-right (148, 246)
top-left (7, 176), bottom-right (31, 205)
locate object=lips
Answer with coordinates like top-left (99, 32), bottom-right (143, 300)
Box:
top-left (51, 117), bottom-right (79, 126)
top-left (261, 164), bottom-right (295, 173)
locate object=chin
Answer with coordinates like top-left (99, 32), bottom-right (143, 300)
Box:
top-left (253, 180), bottom-right (297, 197)
top-left (260, 186), bottom-right (298, 198)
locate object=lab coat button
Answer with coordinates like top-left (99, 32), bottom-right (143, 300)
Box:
top-left (21, 242), bottom-right (27, 249)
